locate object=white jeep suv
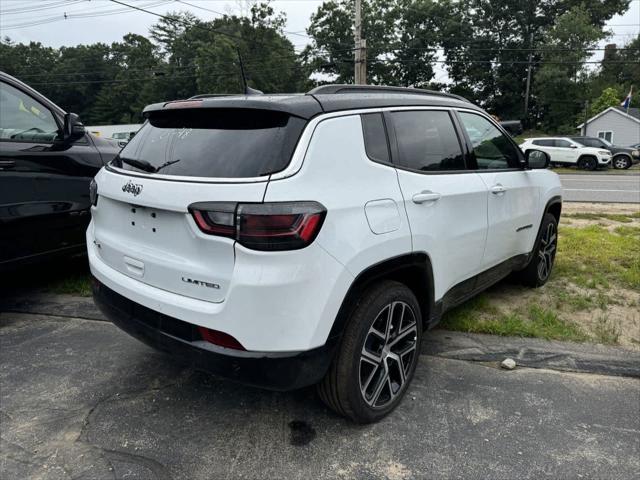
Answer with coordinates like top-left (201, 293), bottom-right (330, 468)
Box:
top-left (88, 85), bottom-right (562, 423)
top-left (519, 137), bottom-right (611, 170)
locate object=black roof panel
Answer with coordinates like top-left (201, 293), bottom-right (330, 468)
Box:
top-left (143, 85), bottom-right (481, 120)
top-left (312, 92), bottom-right (480, 114)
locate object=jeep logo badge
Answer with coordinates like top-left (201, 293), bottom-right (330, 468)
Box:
top-left (122, 180), bottom-right (143, 196)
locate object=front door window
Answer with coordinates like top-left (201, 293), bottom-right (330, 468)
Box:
top-left (0, 82), bottom-right (59, 142)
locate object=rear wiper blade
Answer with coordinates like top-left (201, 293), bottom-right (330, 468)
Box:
top-left (120, 157), bottom-right (156, 173)
top-left (154, 159), bottom-right (181, 172)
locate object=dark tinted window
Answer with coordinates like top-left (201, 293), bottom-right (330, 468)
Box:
top-left (361, 113), bottom-right (390, 163)
top-left (533, 139), bottom-right (554, 147)
top-left (390, 110), bottom-right (465, 171)
top-left (458, 112), bottom-right (520, 169)
top-left (572, 138), bottom-right (601, 148)
top-left (554, 139), bottom-right (572, 148)
top-left (115, 109), bottom-right (306, 178)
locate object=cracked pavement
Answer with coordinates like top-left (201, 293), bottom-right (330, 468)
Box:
top-left (1, 312), bottom-right (639, 480)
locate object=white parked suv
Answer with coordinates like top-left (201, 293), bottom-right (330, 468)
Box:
top-left (519, 137), bottom-right (611, 170)
top-left (88, 85), bottom-right (562, 422)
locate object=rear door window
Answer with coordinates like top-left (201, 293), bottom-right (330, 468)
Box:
top-left (533, 139), bottom-right (554, 147)
top-left (389, 110), bottom-right (465, 172)
top-left (554, 139), bottom-right (572, 148)
top-left (114, 109), bottom-right (306, 178)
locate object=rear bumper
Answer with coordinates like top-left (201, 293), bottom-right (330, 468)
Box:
top-left (92, 278), bottom-right (337, 391)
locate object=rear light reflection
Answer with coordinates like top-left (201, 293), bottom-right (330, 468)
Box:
top-left (189, 201), bottom-right (326, 251)
top-left (198, 327), bottom-right (245, 350)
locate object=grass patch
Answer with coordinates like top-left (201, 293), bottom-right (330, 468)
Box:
top-left (550, 166), bottom-right (640, 175)
top-left (441, 301), bottom-right (589, 342)
top-left (49, 273), bottom-right (92, 297)
top-left (563, 212), bottom-right (634, 223)
top-left (440, 223), bottom-right (639, 345)
top-left (549, 288), bottom-right (611, 312)
top-left (554, 225), bottom-right (640, 290)
top-left (592, 315), bottom-right (621, 344)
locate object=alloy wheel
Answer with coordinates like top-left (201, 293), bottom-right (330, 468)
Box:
top-left (537, 222), bottom-right (557, 281)
top-left (614, 157), bottom-right (629, 169)
top-left (359, 301), bottom-right (418, 409)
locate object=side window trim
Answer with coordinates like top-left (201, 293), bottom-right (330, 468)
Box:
top-left (0, 80), bottom-right (62, 144)
top-left (454, 109), bottom-right (525, 171)
top-left (360, 112), bottom-right (393, 165)
top-left (383, 108), bottom-right (473, 175)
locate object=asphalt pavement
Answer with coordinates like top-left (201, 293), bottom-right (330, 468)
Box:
top-left (559, 173), bottom-right (640, 203)
top-left (1, 312), bottom-right (639, 480)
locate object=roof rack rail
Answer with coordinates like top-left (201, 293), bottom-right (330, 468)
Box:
top-left (307, 84), bottom-right (469, 103)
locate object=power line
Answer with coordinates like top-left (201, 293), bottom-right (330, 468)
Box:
top-left (174, 0), bottom-right (311, 38)
top-left (107, 0), bottom-right (243, 41)
top-left (0, 0), bottom-right (84, 15)
top-left (0, 0), bottom-right (175, 29)
top-left (24, 63), bottom-right (301, 86)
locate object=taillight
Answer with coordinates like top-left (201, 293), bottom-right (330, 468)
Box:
top-left (189, 201), bottom-right (326, 251)
top-left (89, 179), bottom-right (98, 206)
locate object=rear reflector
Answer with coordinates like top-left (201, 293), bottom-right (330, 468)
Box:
top-left (198, 327), bottom-right (245, 350)
top-left (189, 201), bottom-right (326, 251)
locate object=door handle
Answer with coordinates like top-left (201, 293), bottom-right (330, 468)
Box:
top-left (490, 184), bottom-right (507, 195)
top-left (412, 191), bottom-right (441, 204)
top-left (0, 160), bottom-right (16, 170)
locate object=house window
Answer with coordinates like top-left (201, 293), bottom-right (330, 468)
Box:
top-left (597, 131), bottom-right (613, 142)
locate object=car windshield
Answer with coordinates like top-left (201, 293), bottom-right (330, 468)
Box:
top-left (113, 108), bottom-right (306, 178)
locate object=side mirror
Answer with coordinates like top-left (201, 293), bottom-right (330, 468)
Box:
top-left (62, 113), bottom-right (85, 142)
top-left (569, 144), bottom-right (577, 149)
top-left (525, 149), bottom-right (550, 169)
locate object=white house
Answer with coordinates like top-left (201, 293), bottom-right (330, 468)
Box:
top-left (577, 106), bottom-right (640, 146)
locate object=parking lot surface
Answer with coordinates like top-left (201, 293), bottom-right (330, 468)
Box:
top-left (1, 312), bottom-right (639, 480)
top-left (559, 174), bottom-right (640, 203)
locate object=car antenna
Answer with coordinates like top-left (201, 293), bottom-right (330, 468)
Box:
top-left (236, 47), bottom-right (263, 95)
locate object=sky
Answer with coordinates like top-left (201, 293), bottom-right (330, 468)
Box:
top-left (1, 0), bottom-right (639, 84)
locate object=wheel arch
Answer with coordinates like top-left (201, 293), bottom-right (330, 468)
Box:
top-left (328, 253), bottom-right (435, 342)
top-left (544, 195), bottom-right (562, 224)
top-left (577, 154), bottom-right (597, 162)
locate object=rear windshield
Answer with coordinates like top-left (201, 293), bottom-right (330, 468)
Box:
top-left (112, 108), bottom-right (306, 178)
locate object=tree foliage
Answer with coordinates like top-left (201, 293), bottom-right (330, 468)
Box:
top-left (0, 0), bottom-right (636, 132)
top-left (0, 2), bottom-right (305, 124)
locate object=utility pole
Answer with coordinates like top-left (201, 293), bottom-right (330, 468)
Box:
top-left (523, 32), bottom-right (534, 125)
top-left (583, 100), bottom-right (589, 135)
top-left (354, 0), bottom-right (366, 84)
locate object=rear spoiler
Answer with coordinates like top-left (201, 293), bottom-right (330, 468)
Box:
top-left (142, 96), bottom-right (322, 120)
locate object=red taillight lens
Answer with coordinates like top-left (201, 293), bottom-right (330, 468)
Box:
top-left (198, 327), bottom-right (245, 350)
top-left (189, 201), bottom-right (326, 251)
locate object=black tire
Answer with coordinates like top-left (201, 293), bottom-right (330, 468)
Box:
top-left (578, 156), bottom-right (597, 171)
top-left (516, 213), bottom-right (558, 287)
top-left (613, 155), bottom-right (632, 170)
top-left (317, 281), bottom-right (422, 423)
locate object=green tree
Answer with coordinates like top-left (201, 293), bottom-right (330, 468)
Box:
top-left (534, 5), bottom-right (606, 132)
top-left (589, 86), bottom-right (623, 117)
top-left (303, 0), bottom-right (399, 85)
top-left (92, 34), bottom-right (162, 124)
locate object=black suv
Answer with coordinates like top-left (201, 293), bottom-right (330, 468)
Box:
top-left (0, 72), bottom-right (121, 270)
top-left (570, 136), bottom-right (639, 169)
